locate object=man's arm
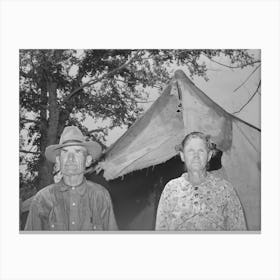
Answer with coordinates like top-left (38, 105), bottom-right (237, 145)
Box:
top-left (101, 190), bottom-right (118, 230)
top-left (24, 197), bottom-right (43, 230)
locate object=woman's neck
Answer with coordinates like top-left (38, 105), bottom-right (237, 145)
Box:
top-left (188, 170), bottom-right (207, 185)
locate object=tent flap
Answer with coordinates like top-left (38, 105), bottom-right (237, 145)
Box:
top-left (98, 81), bottom-right (184, 180)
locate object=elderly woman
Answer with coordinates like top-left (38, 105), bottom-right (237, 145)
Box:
top-left (155, 132), bottom-right (247, 231)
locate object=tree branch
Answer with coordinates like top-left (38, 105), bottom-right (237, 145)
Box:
top-left (62, 50), bottom-right (144, 105)
top-left (20, 69), bottom-right (33, 79)
top-left (20, 118), bottom-right (39, 124)
top-left (114, 78), bottom-right (163, 90)
top-left (20, 149), bottom-right (41, 155)
top-left (233, 64), bottom-right (261, 93)
top-left (204, 55), bottom-right (261, 69)
top-left (88, 128), bottom-right (104, 134)
top-left (135, 99), bottom-right (155, 103)
top-left (232, 80), bottom-right (261, 114)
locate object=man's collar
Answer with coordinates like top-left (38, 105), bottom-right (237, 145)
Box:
top-left (58, 177), bottom-right (87, 196)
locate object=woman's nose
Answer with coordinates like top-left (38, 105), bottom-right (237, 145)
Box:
top-left (193, 152), bottom-right (199, 158)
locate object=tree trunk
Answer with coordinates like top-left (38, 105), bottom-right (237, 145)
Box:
top-left (37, 82), bottom-right (59, 190)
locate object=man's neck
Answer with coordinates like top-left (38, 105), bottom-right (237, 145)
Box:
top-left (62, 174), bottom-right (84, 187)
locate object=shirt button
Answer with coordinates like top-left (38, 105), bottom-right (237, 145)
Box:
top-left (51, 224), bottom-right (55, 228)
top-left (93, 225), bottom-right (96, 229)
top-left (72, 202), bottom-right (76, 206)
top-left (72, 187), bottom-right (75, 190)
top-left (71, 221), bottom-right (75, 225)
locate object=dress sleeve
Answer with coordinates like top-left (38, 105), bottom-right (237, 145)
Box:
top-left (155, 182), bottom-right (176, 230)
top-left (224, 185), bottom-right (247, 230)
top-left (24, 195), bottom-right (43, 230)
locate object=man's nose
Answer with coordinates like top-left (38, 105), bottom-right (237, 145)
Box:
top-left (67, 152), bottom-right (75, 161)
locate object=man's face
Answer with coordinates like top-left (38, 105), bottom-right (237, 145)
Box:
top-left (180, 138), bottom-right (211, 172)
top-left (57, 145), bottom-right (92, 176)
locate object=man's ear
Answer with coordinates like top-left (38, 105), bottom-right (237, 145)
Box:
top-left (208, 150), bottom-right (213, 162)
top-left (86, 155), bottom-right (92, 167)
top-left (179, 151), bottom-right (185, 163)
top-left (55, 156), bottom-right (60, 171)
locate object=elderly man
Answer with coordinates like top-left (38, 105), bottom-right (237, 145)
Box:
top-left (25, 126), bottom-right (118, 231)
top-left (155, 132), bottom-right (247, 231)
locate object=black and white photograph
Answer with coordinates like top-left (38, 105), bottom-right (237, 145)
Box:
top-left (1, 1), bottom-right (280, 280)
top-left (19, 49), bottom-right (261, 232)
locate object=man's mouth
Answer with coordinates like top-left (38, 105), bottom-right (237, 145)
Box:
top-left (65, 164), bottom-right (77, 168)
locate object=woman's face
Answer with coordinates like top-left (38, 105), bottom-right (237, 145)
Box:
top-left (180, 137), bottom-right (211, 173)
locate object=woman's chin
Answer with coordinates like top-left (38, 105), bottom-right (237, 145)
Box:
top-left (189, 165), bottom-right (206, 172)
top-left (191, 163), bottom-right (202, 169)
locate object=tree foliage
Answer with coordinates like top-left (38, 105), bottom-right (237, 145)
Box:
top-left (19, 49), bottom-right (260, 199)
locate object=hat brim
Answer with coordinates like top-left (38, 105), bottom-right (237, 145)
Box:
top-left (45, 141), bottom-right (102, 163)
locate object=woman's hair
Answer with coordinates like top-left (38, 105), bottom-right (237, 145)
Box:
top-left (179, 131), bottom-right (213, 152)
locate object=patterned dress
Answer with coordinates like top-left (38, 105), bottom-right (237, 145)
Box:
top-left (155, 172), bottom-right (247, 231)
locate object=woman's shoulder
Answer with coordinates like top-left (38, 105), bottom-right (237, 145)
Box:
top-left (164, 173), bottom-right (190, 191)
top-left (208, 172), bottom-right (235, 192)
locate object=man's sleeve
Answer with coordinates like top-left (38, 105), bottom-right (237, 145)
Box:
top-left (155, 183), bottom-right (175, 230)
top-left (24, 196), bottom-right (43, 230)
top-left (102, 190), bottom-right (118, 230)
top-left (225, 185), bottom-right (247, 230)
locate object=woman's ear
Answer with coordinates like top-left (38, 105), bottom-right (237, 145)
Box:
top-left (179, 151), bottom-right (185, 163)
top-left (86, 155), bottom-right (93, 167)
top-left (208, 150), bottom-right (213, 162)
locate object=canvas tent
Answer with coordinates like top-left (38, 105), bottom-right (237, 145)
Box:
top-left (96, 70), bottom-right (261, 230)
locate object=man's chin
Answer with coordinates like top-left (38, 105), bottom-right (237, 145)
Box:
top-left (62, 170), bottom-right (84, 176)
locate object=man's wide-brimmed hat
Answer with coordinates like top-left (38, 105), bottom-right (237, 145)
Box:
top-left (45, 126), bottom-right (102, 163)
